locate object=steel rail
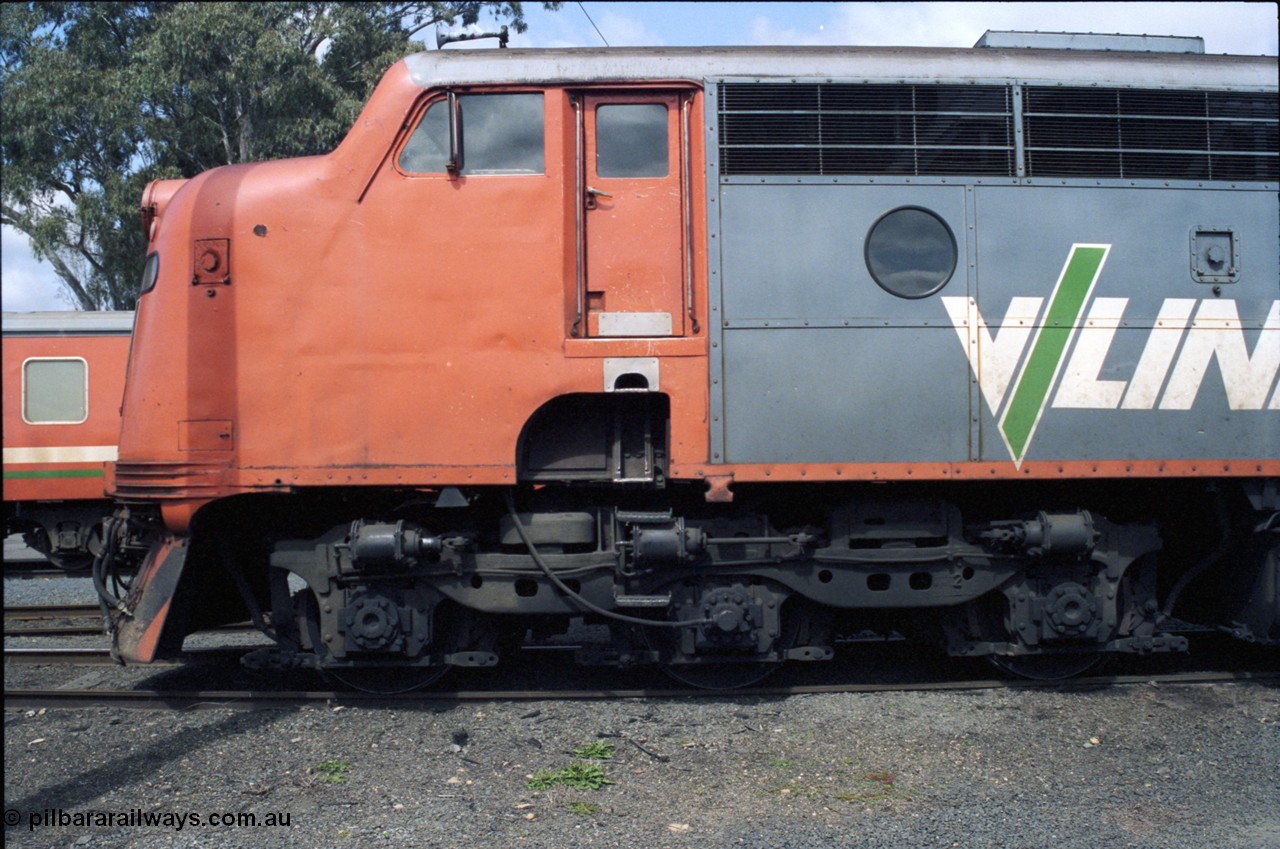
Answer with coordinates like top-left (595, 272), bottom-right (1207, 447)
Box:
top-left (4, 565), bottom-right (132, 580)
top-left (4, 646), bottom-right (251, 666)
top-left (4, 670), bottom-right (1277, 711)
top-left (5, 604), bottom-right (102, 621)
top-left (5, 625), bottom-right (108, 637)
top-left (5, 623), bottom-right (257, 638)
top-left (4, 605), bottom-right (256, 638)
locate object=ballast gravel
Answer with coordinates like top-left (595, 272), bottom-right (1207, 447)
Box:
top-left (4, 572), bottom-right (1279, 849)
top-left (4, 673), bottom-right (1278, 848)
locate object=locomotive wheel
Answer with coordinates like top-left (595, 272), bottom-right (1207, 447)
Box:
top-left (45, 552), bottom-right (94, 572)
top-left (22, 529), bottom-right (93, 571)
top-left (296, 590), bottom-right (450, 693)
top-left (327, 665), bottom-right (449, 694)
top-left (651, 588), bottom-right (810, 689)
top-left (659, 660), bottom-right (778, 690)
top-left (989, 653), bottom-right (1105, 681)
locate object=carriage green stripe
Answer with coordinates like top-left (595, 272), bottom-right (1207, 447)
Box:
top-left (3, 468), bottom-right (105, 479)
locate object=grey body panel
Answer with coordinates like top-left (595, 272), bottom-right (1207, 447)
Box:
top-left (973, 185), bottom-right (1278, 463)
top-left (722, 328), bottom-right (970, 463)
top-left (714, 179), bottom-right (1278, 465)
top-left (721, 185), bottom-right (969, 324)
top-left (719, 184), bottom-right (972, 463)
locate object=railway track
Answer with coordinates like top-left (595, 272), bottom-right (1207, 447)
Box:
top-left (3, 646), bottom-right (256, 666)
top-left (3, 564), bottom-right (115, 580)
top-left (5, 604), bottom-right (101, 620)
top-left (5, 669), bottom-right (1277, 711)
top-left (3, 605), bottom-right (257, 638)
top-left (7, 605), bottom-right (1275, 709)
top-left (4, 604), bottom-right (103, 637)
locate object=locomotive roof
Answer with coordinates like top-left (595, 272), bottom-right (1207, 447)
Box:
top-left (2, 311), bottom-right (134, 336)
top-left (405, 45), bottom-right (1276, 91)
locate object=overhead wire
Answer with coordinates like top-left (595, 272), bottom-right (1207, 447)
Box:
top-left (577, 2), bottom-right (609, 46)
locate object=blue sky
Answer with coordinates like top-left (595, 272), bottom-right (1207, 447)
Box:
top-left (3, 2), bottom-right (1276, 311)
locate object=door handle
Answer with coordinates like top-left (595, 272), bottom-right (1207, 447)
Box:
top-left (584, 186), bottom-right (613, 210)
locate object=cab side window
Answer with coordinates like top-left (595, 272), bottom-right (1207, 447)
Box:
top-left (399, 93), bottom-right (544, 175)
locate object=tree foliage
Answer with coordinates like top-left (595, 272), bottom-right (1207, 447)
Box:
top-left (1, 2), bottom-right (560, 310)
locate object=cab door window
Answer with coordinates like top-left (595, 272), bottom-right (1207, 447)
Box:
top-left (595, 104), bottom-right (669, 177)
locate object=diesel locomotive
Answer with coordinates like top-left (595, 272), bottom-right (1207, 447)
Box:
top-left (99, 32), bottom-right (1278, 687)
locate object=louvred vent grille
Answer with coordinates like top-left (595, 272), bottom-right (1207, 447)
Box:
top-left (719, 83), bottom-right (1015, 177)
top-left (718, 83), bottom-right (1278, 182)
top-left (1023, 87), bottom-right (1278, 181)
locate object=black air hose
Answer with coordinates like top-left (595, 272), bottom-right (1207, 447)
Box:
top-left (503, 490), bottom-right (710, 629)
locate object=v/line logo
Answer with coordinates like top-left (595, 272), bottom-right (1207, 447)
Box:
top-left (942, 244), bottom-right (1280, 464)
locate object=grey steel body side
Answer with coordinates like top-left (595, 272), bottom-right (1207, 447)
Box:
top-left (711, 175), bottom-right (1277, 465)
top-left (697, 52), bottom-right (1277, 468)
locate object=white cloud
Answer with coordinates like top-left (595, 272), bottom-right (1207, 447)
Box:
top-left (747, 14), bottom-right (830, 46)
top-left (593, 10), bottom-right (667, 47)
top-left (1, 225), bottom-right (71, 312)
top-left (826, 2), bottom-right (1276, 54)
top-left (744, 2), bottom-right (1276, 55)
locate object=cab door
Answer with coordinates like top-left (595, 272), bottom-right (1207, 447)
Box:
top-left (581, 93), bottom-right (688, 337)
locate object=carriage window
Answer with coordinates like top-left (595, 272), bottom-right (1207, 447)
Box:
top-left (399, 93), bottom-right (544, 175)
top-left (596, 104), bottom-right (668, 177)
top-left (23, 358), bottom-right (88, 424)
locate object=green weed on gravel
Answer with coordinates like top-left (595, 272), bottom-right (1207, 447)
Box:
top-left (527, 761), bottom-right (613, 790)
top-left (314, 759), bottom-right (351, 784)
top-left (526, 740), bottom-right (617, 791)
top-left (572, 741), bottom-right (616, 760)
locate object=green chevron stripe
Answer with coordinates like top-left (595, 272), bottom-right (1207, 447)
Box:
top-left (1000, 245), bottom-right (1109, 462)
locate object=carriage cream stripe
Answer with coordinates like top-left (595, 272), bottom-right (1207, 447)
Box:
top-left (2, 445), bottom-right (118, 464)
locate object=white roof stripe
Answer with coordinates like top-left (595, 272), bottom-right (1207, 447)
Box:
top-left (405, 46), bottom-right (1275, 91)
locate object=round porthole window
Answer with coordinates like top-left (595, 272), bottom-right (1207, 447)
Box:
top-left (864, 206), bottom-right (957, 299)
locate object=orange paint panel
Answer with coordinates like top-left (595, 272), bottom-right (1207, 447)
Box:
top-left (2, 469), bottom-right (110, 502)
top-left (111, 68), bottom-right (723, 521)
top-left (114, 66), bottom-right (427, 504)
top-left (563, 337), bottom-right (706, 358)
